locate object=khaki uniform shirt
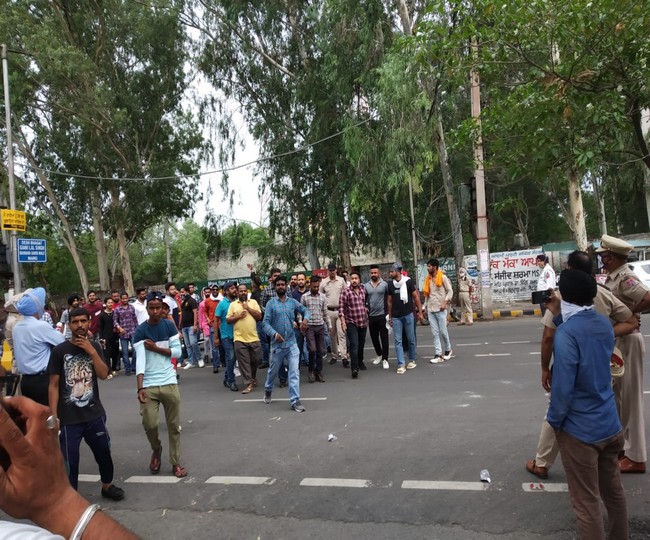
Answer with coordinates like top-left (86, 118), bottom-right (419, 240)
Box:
top-left (319, 276), bottom-right (346, 309)
top-left (603, 265), bottom-right (649, 311)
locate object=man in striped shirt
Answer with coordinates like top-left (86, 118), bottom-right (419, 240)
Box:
top-left (262, 276), bottom-right (310, 412)
top-left (338, 272), bottom-right (369, 379)
top-left (301, 275), bottom-right (331, 383)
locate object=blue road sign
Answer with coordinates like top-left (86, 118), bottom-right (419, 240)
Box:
top-left (17, 238), bottom-right (47, 263)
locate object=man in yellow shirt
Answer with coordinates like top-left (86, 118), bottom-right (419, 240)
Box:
top-left (226, 284), bottom-right (263, 394)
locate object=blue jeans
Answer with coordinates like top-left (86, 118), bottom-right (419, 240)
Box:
top-left (209, 328), bottom-right (220, 369)
top-left (258, 321), bottom-right (269, 364)
top-left (222, 337), bottom-right (235, 385)
top-left (264, 343), bottom-right (300, 404)
top-left (392, 313), bottom-right (416, 367)
top-left (182, 326), bottom-right (202, 366)
top-left (119, 337), bottom-right (134, 373)
top-left (294, 328), bottom-right (309, 365)
top-left (428, 310), bottom-right (451, 355)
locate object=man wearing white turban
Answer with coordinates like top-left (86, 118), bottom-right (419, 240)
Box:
top-left (12, 288), bottom-right (65, 404)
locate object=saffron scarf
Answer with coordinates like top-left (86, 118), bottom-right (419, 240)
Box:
top-left (423, 270), bottom-right (444, 296)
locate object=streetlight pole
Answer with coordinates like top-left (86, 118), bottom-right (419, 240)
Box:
top-left (2, 44), bottom-right (20, 293)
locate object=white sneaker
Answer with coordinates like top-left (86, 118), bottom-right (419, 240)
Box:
top-left (406, 361), bottom-right (417, 370)
top-left (396, 366), bottom-right (406, 374)
top-left (382, 359), bottom-right (389, 370)
top-left (183, 363), bottom-right (194, 370)
top-left (430, 356), bottom-right (445, 364)
top-left (443, 349), bottom-right (453, 361)
top-left (198, 359), bottom-right (205, 368)
top-left (372, 356), bottom-right (382, 365)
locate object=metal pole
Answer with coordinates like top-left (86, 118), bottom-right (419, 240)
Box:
top-left (408, 175), bottom-right (418, 274)
top-left (2, 44), bottom-right (20, 293)
top-left (470, 38), bottom-right (491, 319)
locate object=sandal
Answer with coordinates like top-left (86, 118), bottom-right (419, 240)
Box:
top-left (149, 446), bottom-right (162, 474)
top-left (172, 464), bottom-right (187, 478)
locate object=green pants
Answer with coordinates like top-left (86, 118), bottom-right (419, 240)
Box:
top-left (140, 384), bottom-right (181, 467)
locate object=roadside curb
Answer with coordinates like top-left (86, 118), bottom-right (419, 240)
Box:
top-left (491, 308), bottom-right (541, 318)
top-left (469, 308), bottom-right (542, 320)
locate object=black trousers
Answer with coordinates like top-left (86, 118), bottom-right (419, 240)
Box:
top-left (306, 324), bottom-right (325, 374)
top-left (20, 373), bottom-right (50, 406)
top-left (368, 315), bottom-right (389, 360)
top-left (103, 336), bottom-right (120, 371)
top-left (346, 324), bottom-right (367, 373)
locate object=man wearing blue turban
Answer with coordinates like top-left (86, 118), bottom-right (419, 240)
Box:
top-left (12, 288), bottom-right (65, 404)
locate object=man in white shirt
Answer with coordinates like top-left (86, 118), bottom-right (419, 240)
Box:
top-left (133, 287), bottom-right (148, 325)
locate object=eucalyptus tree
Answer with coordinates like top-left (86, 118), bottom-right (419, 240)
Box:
top-left (1, 0), bottom-right (208, 294)
top-left (421, 0), bottom-right (650, 248)
top-left (193, 0), bottom-right (393, 270)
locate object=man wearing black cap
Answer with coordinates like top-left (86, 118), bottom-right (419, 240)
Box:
top-left (547, 269), bottom-right (627, 539)
top-left (214, 281), bottom-right (239, 391)
top-left (319, 263), bottom-right (348, 367)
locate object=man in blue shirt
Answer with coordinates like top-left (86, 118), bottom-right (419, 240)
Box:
top-left (262, 275), bottom-right (310, 412)
top-left (547, 269), bottom-right (627, 540)
top-left (12, 288), bottom-right (65, 405)
top-left (214, 281), bottom-right (238, 391)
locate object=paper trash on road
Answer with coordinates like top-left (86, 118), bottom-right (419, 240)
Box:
top-left (480, 469), bottom-right (491, 483)
top-left (328, 434), bottom-right (338, 442)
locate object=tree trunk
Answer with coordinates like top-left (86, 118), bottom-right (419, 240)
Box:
top-left (164, 220), bottom-right (173, 281)
top-left (641, 108), bottom-right (650, 229)
top-left (306, 240), bottom-right (320, 270)
top-left (339, 218), bottom-right (352, 272)
top-left (14, 132), bottom-right (89, 294)
top-left (568, 169), bottom-right (588, 251)
top-left (591, 172), bottom-right (608, 236)
top-left (109, 186), bottom-right (135, 295)
top-left (434, 114), bottom-right (465, 274)
top-left (90, 186), bottom-right (110, 290)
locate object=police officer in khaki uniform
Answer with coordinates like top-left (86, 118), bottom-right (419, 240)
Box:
top-left (526, 250), bottom-right (639, 479)
top-left (597, 234), bottom-right (650, 473)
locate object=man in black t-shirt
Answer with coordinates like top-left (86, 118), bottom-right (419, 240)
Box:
top-left (180, 289), bottom-right (203, 369)
top-left (386, 262), bottom-right (424, 375)
top-left (48, 307), bottom-right (124, 501)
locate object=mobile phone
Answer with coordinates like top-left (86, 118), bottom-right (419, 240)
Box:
top-left (0, 397), bottom-right (27, 470)
top-left (531, 290), bottom-right (551, 304)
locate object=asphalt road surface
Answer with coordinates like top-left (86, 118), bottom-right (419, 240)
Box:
top-left (7, 317), bottom-right (650, 539)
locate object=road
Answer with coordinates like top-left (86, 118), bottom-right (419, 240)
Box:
top-left (9, 317), bottom-right (650, 539)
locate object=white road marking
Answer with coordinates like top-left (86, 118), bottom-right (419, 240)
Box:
top-left (402, 480), bottom-right (488, 491)
top-left (522, 482), bottom-right (568, 492)
top-left (300, 478), bottom-right (370, 488)
top-left (206, 476), bottom-right (276, 485)
top-left (456, 343), bottom-right (484, 347)
top-left (233, 397), bottom-right (328, 403)
top-left (644, 391), bottom-right (650, 394)
top-left (529, 352), bottom-right (540, 355)
top-left (475, 353), bottom-right (511, 357)
top-left (125, 476), bottom-right (183, 484)
top-left (78, 474), bottom-right (100, 482)
top-left (502, 341), bottom-right (531, 344)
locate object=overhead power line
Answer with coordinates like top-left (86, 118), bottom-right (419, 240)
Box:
top-left (17, 116), bottom-right (376, 182)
